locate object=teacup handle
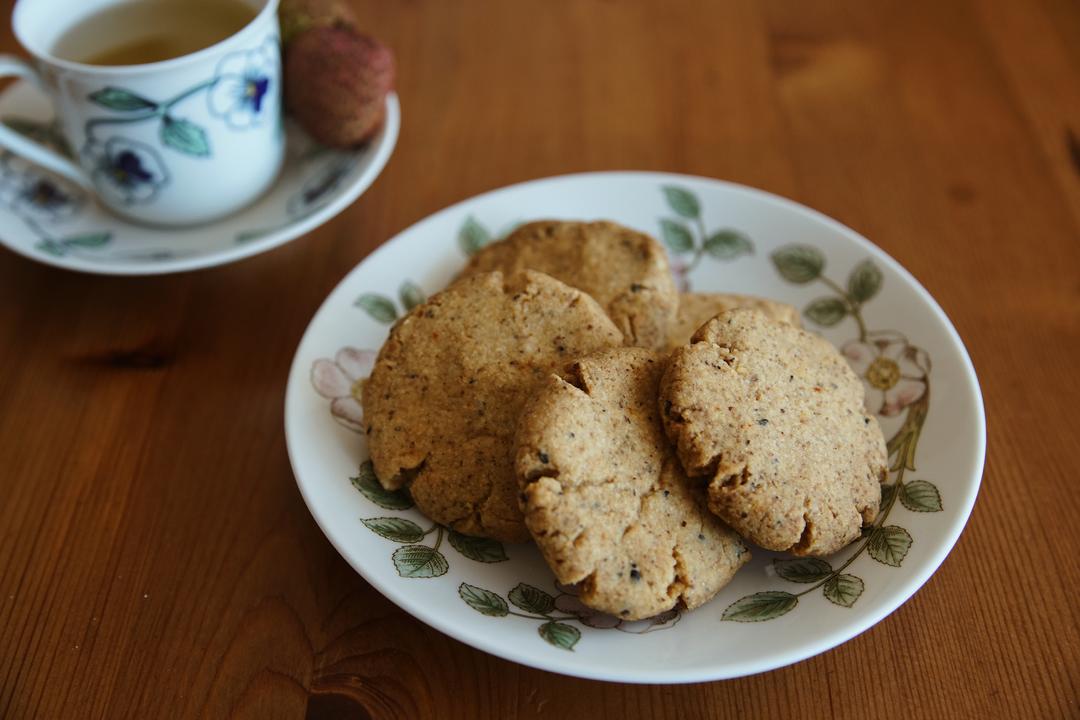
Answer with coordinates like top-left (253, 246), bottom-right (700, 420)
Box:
top-left (0, 55), bottom-right (90, 188)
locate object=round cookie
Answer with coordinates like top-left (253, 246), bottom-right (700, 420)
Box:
top-left (659, 308), bottom-right (887, 556)
top-left (363, 270), bottom-right (623, 543)
top-left (666, 292), bottom-right (801, 349)
top-left (516, 348), bottom-right (749, 620)
top-left (461, 220), bottom-right (678, 350)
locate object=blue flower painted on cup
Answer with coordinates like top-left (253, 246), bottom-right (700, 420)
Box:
top-left (83, 137), bottom-right (169, 205)
top-left (208, 39), bottom-right (279, 130)
top-left (0, 151), bottom-right (83, 221)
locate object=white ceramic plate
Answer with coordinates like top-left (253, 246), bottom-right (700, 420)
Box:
top-left (284, 172), bottom-right (986, 683)
top-left (0, 80), bottom-right (398, 275)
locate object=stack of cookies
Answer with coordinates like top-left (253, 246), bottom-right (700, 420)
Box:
top-left (362, 220), bottom-right (888, 621)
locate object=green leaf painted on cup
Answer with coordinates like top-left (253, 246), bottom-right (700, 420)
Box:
top-left (392, 545), bottom-right (448, 578)
top-left (361, 517), bottom-right (426, 543)
top-left (804, 297), bottom-right (848, 327)
top-left (661, 186), bottom-right (700, 218)
top-left (89, 87), bottom-right (158, 112)
top-left (458, 582), bottom-right (509, 616)
top-left (160, 116), bottom-right (210, 157)
top-left (773, 557), bottom-right (832, 583)
top-left (771, 245), bottom-right (825, 283)
top-left (900, 480), bottom-right (942, 512)
top-left (848, 259), bottom-right (883, 303)
top-left (354, 293), bottom-right (398, 323)
top-left (448, 531), bottom-right (508, 563)
top-left (398, 281), bottom-right (425, 311)
top-left (538, 621), bottom-right (580, 650)
top-left (721, 591), bottom-right (798, 622)
top-left (508, 583), bottom-right (555, 614)
top-left (823, 574), bottom-right (864, 608)
top-left (659, 218), bottom-right (694, 254)
top-left (868, 525), bottom-right (912, 567)
top-left (703, 229), bottom-right (753, 259)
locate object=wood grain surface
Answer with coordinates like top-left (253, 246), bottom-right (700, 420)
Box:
top-left (1, 0), bottom-right (1078, 718)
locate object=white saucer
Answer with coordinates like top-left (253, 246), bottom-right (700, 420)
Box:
top-left (0, 80), bottom-right (399, 275)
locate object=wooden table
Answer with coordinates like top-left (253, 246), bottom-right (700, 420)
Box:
top-left (2, 1), bottom-right (1078, 717)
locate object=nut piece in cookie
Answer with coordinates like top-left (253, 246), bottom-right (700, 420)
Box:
top-left (362, 270), bottom-right (623, 543)
top-left (517, 347), bottom-right (749, 620)
top-left (666, 292), bottom-right (801, 349)
top-left (660, 308), bottom-right (887, 556)
top-left (461, 220), bottom-right (678, 350)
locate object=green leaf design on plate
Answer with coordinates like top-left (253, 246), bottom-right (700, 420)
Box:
top-left (61, 232), bottom-right (111, 248)
top-left (868, 525), bottom-right (912, 567)
top-left (350, 461), bottom-right (413, 510)
top-left (89, 87), bottom-right (157, 112)
top-left (392, 545), bottom-right (448, 578)
top-left (538, 621), bottom-right (580, 650)
top-left (661, 185), bottom-right (700, 219)
top-left (880, 483), bottom-right (896, 511)
top-left (458, 582), bottom-right (508, 616)
top-left (847, 259), bottom-right (883, 303)
top-left (900, 480), bottom-right (942, 512)
top-left (823, 573), bottom-right (864, 608)
top-left (361, 517), bottom-right (426, 543)
top-left (161, 116), bottom-right (210, 157)
top-left (804, 297), bottom-right (848, 327)
top-left (771, 245), bottom-right (825, 284)
top-left (703, 229), bottom-right (753, 259)
top-left (659, 219), bottom-right (694, 254)
top-left (448, 531), bottom-right (508, 563)
top-left (722, 591), bottom-right (798, 622)
top-left (398, 281), bottom-right (425, 311)
top-left (458, 215), bottom-right (491, 255)
top-left (354, 293), bottom-right (398, 323)
top-left (508, 583), bottom-right (555, 614)
top-left (774, 557), bottom-right (832, 583)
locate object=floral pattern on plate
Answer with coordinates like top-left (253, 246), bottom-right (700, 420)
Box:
top-left (286, 172), bottom-right (983, 680)
top-left (306, 184), bottom-right (946, 648)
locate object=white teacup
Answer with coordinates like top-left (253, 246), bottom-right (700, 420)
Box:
top-left (0, 0), bottom-right (283, 226)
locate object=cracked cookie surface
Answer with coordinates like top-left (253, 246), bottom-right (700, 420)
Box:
top-left (362, 270), bottom-right (622, 543)
top-left (461, 220), bottom-right (678, 349)
top-left (516, 347), bottom-right (749, 620)
top-left (660, 308), bottom-right (887, 556)
top-left (666, 292), bottom-right (801, 348)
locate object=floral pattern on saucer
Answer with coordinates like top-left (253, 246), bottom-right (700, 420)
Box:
top-left (0, 123), bottom-right (112, 259)
top-left (0, 80), bottom-right (399, 274)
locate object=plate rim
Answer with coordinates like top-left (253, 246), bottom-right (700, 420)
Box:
top-left (284, 170), bottom-right (987, 683)
top-left (0, 87), bottom-right (400, 276)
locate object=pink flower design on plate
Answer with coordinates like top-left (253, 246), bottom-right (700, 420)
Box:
top-left (842, 332), bottom-right (931, 417)
top-left (311, 347), bottom-right (378, 431)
